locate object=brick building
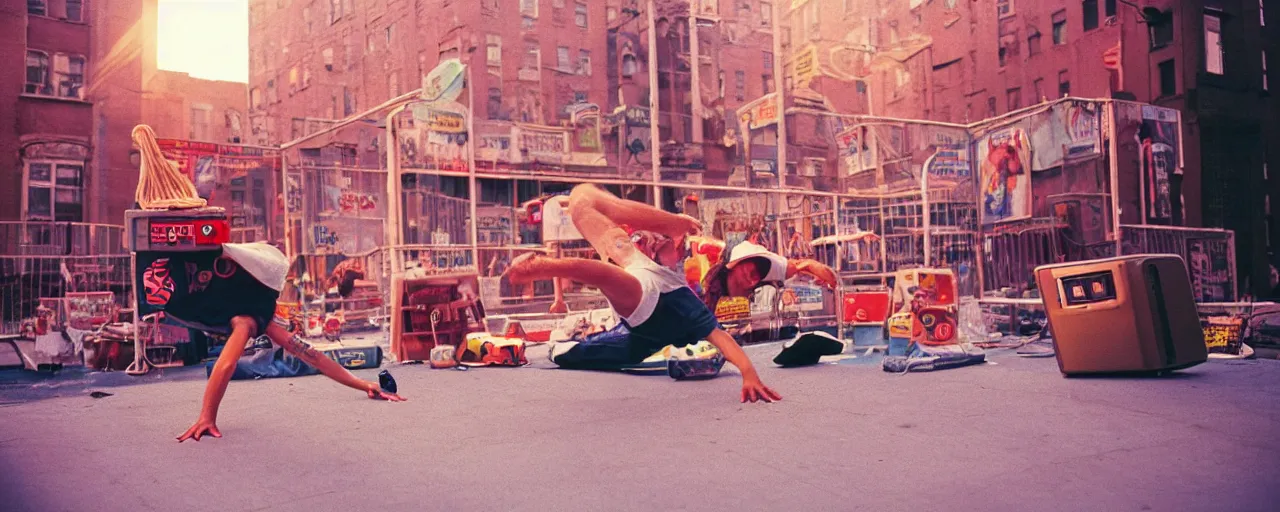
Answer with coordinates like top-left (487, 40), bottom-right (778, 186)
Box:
top-left (784, 0), bottom-right (1277, 296)
top-left (2, 0), bottom-right (251, 228)
top-left (143, 70), bottom-right (249, 144)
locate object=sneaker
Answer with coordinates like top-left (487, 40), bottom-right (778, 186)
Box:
top-left (547, 341), bottom-right (578, 365)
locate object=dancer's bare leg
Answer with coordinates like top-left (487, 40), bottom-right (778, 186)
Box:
top-left (566, 184), bottom-right (700, 265)
top-left (506, 255), bottom-right (643, 319)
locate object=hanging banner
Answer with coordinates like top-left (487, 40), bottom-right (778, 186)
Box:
top-left (791, 45), bottom-right (820, 89)
top-left (1140, 106), bottom-right (1180, 223)
top-left (420, 59), bottom-right (466, 105)
top-left (411, 105), bottom-right (467, 133)
top-left (1064, 102), bottom-right (1101, 160)
top-left (569, 104), bottom-right (603, 153)
top-left (978, 128), bottom-right (1032, 225)
top-left (737, 94), bottom-right (779, 130)
top-left (927, 143), bottom-right (971, 179)
top-left (516, 124), bottom-right (568, 164)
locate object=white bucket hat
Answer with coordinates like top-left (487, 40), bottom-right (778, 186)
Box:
top-left (726, 241), bottom-right (788, 283)
top-left (220, 242), bottom-right (289, 292)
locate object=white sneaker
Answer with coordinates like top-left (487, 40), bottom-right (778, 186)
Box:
top-left (547, 341), bottom-right (578, 365)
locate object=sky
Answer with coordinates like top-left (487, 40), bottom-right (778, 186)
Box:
top-left (156, 0), bottom-right (249, 83)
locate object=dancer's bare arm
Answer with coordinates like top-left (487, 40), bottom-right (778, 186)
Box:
top-left (705, 328), bottom-right (782, 403)
top-left (178, 316), bottom-right (254, 442)
top-left (265, 322), bottom-right (405, 401)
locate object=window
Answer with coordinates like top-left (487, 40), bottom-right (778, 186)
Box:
top-left (557, 46), bottom-right (571, 71)
top-left (622, 52), bottom-right (637, 78)
top-left (1058, 69), bottom-right (1071, 96)
top-left (578, 49), bottom-right (591, 76)
top-left (1150, 9), bottom-right (1174, 49)
top-left (389, 71), bottom-right (400, 98)
top-left (55, 54), bottom-right (85, 99)
top-left (1084, 0), bottom-right (1099, 31)
top-left (575, 2), bottom-right (587, 29)
top-left (997, 0), bottom-right (1014, 19)
top-left (573, 91), bottom-right (587, 103)
top-left (1052, 10), bottom-right (1067, 45)
top-left (1028, 28), bottom-right (1042, 56)
top-left (738, 2), bottom-right (750, 15)
top-left (267, 78), bottom-right (277, 103)
top-left (66, 0), bottom-right (83, 22)
top-left (607, 7), bottom-right (617, 21)
top-left (191, 105), bottom-right (212, 141)
top-left (998, 47), bottom-right (1008, 67)
top-left (1007, 87), bottom-right (1022, 111)
top-left (1158, 59), bottom-right (1176, 96)
top-left (343, 87), bottom-right (355, 116)
top-left (763, 51), bottom-right (773, 70)
top-left (763, 74), bottom-right (774, 94)
top-left (1205, 12), bottom-right (1224, 75)
top-left (735, 70), bottom-right (745, 101)
top-left (27, 0), bottom-right (45, 16)
top-left (487, 35), bottom-right (502, 67)
top-left (487, 88), bottom-right (503, 120)
top-left (25, 50), bottom-right (50, 95)
top-left (226, 110), bottom-right (242, 136)
top-left (520, 0), bottom-right (537, 17)
top-left (762, 2), bottom-right (773, 27)
top-left (25, 162), bottom-right (84, 221)
top-left (524, 42), bottom-right (541, 71)
top-left (987, 96), bottom-right (997, 117)
top-left (1105, 0), bottom-right (1117, 18)
top-left (367, 33), bottom-right (376, 53)
top-left (250, 88), bottom-right (262, 110)
top-left (1034, 78), bottom-right (1045, 103)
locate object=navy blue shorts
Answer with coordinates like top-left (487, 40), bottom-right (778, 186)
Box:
top-left (552, 287), bottom-right (720, 369)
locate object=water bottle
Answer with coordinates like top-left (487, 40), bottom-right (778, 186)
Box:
top-left (378, 370), bottom-right (397, 394)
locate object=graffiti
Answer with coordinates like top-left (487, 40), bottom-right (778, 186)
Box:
top-left (979, 128), bottom-right (1032, 225)
top-left (314, 225), bottom-right (339, 247)
top-left (338, 192), bottom-right (377, 213)
top-left (518, 126), bottom-right (567, 162)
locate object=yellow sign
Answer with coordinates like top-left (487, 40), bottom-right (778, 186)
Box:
top-left (789, 0), bottom-right (811, 11)
top-left (715, 296), bottom-right (751, 321)
top-left (412, 105), bottom-right (467, 133)
top-left (791, 45), bottom-right (820, 89)
top-left (738, 96), bottom-right (779, 130)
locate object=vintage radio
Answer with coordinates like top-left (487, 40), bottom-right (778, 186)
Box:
top-left (124, 207), bottom-right (230, 252)
top-left (1034, 254), bottom-right (1206, 376)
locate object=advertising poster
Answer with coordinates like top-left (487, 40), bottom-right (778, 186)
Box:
top-left (1140, 106), bottom-right (1180, 223)
top-left (978, 128), bottom-right (1032, 225)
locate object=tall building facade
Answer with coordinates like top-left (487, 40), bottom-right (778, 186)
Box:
top-left (783, 0), bottom-right (1276, 296)
top-left (2, 0), bottom-right (251, 228)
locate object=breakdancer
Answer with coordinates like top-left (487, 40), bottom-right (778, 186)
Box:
top-left (175, 243), bottom-right (404, 443)
top-left (504, 185), bottom-right (781, 403)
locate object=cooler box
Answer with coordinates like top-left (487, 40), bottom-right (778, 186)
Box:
top-left (1034, 254), bottom-right (1207, 376)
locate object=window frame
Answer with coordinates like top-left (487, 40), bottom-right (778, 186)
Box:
top-left (28, 0), bottom-right (47, 17)
top-left (23, 159), bottom-right (86, 222)
top-left (1052, 10), bottom-right (1068, 45)
top-left (1204, 11), bottom-right (1224, 75)
top-left (574, 1), bottom-right (588, 29)
top-left (66, 0), bottom-right (84, 22)
top-left (1158, 58), bottom-right (1177, 97)
top-left (25, 50), bottom-right (51, 95)
top-left (1084, 0), bottom-right (1099, 32)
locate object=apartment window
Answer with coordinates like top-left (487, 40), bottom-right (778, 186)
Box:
top-left (573, 91), bottom-right (587, 103)
top-left (1205, 12), bottom-right (1224, 75)
top-left (1028, 28), bottom-right (1042, 56)
top-left (266, 79), bottom-right (277, 103)
top-left (250, 88), bottom-right (263, 110)
top-left (607, 7), bottom-right (617, 21)
top-left (55, 54), bottom-right (85, 99)
top-left (24, 50), bottom-right (50, 95)
top-left (763, 51), bottom-right (773, 70)
top-left (66, 0), bottom-right (83, 22)
top-left (763, 74), bottom-right (774, 94)
top-left (487, 88), bottom-right (503, 120)
top-left (1084, 0), bottom-right (1099, 32)
top-left (1052, 10), bottom-right (1067, 45)
top-left (1150, 9), bottom-right (1174, 49)
top-left (343, 87), bottom-right (355, 116)
top-left (738, 2), bottom-right (750, 15)
top-left (521, 0), bottom-right (537, 17)
top-left (25, 162), bottom-right (84, 221)
top-left (622, 53), bottom-right (637, 78)
top-left (1034, 78), bottom-right (1045, 103)
top-left (1158, 59), bottom-right (1176, 96)
top-left (487, 35), bottom-right (502, 67)
top-left (1007, 87), bottom-right (1022, 111)
top-left (1058, 69), bottom-right (1071, 96)
top-left (329, 0), bottom-right (341, 24)
top-left (28, 0), bottom-right (45, 16)
top-left (367, 33), bottom-right (376, 53)
top-left (1105, 0), bottom-right (1117, 17)
top-left (557, 46), bottom-right (571, 71)
top-left (998, 47), bottom-right (1008, 67)
top-left (191, 105), bottom-right (212, 141)
top-left (735, 70), bottom-right (745, 101)
top-left (987, 97), bottom-right (997, 117)
top-left (578, 49), bottom-right (591, 76)
top-left (997, 0), bottom-right (1014, 19)
top-left (575, 2), bottom-right (587, 29)
top-left (762, 2), bottom-right (773, 28)
top-left (524, 42), bottom-right (541, 71)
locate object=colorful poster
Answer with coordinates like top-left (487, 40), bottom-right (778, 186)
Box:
top-left (978, 128), bottom-right (1032, 225)
top-left (1140, 106), bottom-right (1180, 223)
top-left (1064, 102), bottom-right (1101, 160)
top-left (927, 143), bottom-right (971, 179)
top-left (570, 104), bottom-right (603, 153)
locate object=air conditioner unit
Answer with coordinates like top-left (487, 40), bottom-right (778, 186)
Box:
top-left (800, 158), bottom-right (823, 177)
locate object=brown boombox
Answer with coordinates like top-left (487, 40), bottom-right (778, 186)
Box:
top-left (1034, 254), bottom-right (1207, 376)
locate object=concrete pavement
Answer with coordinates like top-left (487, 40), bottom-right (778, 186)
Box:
top-left (1, 343), bottom-right (1278, 512)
